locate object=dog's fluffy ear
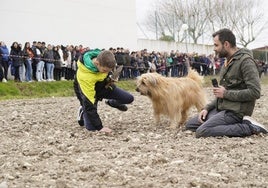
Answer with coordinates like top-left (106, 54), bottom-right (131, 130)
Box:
top-left (143, 74), bottom-right (157, 87)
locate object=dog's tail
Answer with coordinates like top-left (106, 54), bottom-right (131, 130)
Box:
top-left (187, 68), bottom-right (204, 85)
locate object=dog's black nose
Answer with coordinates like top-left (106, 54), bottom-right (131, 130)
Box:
top-left (135, 88), bottom-right (139, 92)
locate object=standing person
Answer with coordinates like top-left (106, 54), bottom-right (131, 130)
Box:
top-left (74, 49), bottom-right (134, 133)
top-left (41, 42), bottom-right (47, 80)
top-left (70, 45), bottom-right (76, 80)
top-left (10, 42), bottom-right (23, 82)
top-left (185, 28), bottom-right (267, 138)
top-left (122, 49), bottom-right (131, 79)
top-left (64, 45), bottom-right (73, 80)
top-left (32, 42), bottom-right (45, 81)
top-left (43, 44), bottom-right (55, 81)
top-left (0, 41), bottom-right (10, 82)
top-left (182, 53), bottom-right (190, 76)
top-left (72, 45), bottom-right (81, 71)
top-left (18, 43), bottom-right (25, 81)
top-left (22, 42), bottom-right (34, 82)
top-left (31, 41), bottom-right (37, 80)
top-left (130, 51), bottom-right (139, 78)
top-left (53, 46), bottom-right (62, 81)
top-left (58, 45), bottom-right (67, 81)
top-left (0, 53), bottom-right (3, 81)
top-left (114, 47), bottom-right (125, 79)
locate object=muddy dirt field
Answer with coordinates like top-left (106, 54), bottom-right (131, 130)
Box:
top-left (0, 86), bottom-right (267, 188)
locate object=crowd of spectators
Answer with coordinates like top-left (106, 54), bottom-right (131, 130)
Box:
top-left (0, 40), bottom-right (267, 83)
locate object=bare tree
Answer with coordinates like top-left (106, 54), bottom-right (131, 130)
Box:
top-left (186, 0), bottom-right (210, 44)
top-left (144, 0), bottom-right (183, 41)
top-left (145, 0), bottom-right (217, 44)
top-left (207, 0), bottom-right (230, 32)
top-left (227, 0), bottom-right (267, 47)
top-left (142, 0), bottom-right (268, 47)
top-left (207, 0), bottom-right (267, 47)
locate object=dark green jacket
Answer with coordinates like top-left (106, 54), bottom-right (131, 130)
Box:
top-left (205, 48), bottom-right (261, 118)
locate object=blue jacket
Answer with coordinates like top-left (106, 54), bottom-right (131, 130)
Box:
top-left (0, 45), bottom-right (9, 62)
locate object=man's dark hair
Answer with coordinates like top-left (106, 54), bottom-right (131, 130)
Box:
top-left (212, 28), bottom-right (236, 47)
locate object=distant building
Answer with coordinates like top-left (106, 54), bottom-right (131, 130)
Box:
top-left (137, 39), bottom-right (214, 55)
top-left (252, 46), bottom-right (268, 62)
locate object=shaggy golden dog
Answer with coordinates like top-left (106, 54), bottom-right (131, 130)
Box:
top-left (136, 69), bottom-right (207, 129)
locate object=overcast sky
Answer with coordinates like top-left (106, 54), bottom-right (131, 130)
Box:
top-left (0, 0), bottom-right (137, 50)
top-left (136, 0), bottom-right (268, 49)
top-left (1, 0), bottom-right (267, 50)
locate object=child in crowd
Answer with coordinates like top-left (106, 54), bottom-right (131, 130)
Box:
top-left (74, 49), bottom-right (134, 133)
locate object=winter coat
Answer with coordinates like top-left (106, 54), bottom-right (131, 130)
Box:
top-left (0, 45), bottom-right (10, 62)
top-left (43, 49), bottom-right (54, 63)
top-left (53, 50), bottom-right (62, 69)
top-left (205, 48), bottom-right (261, 118)
top-left (10, 46), bottom-right (23, 67)
top-left (32, 46), bottom-right (43, 64)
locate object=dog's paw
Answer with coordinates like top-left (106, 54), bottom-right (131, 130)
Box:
top-left (169, 124), bottom-right (178, 129)
top-left (154, 119), bottom-right (161, 126)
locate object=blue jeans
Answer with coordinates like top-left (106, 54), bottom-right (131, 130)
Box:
top-left (36, 61), bottom-right (45, 81)
top-left (171, 64), bottom-right (178, 77)
top-left (19, 64), bottom-right (25, 81)
top-left (46, 62), bottom-right (54, 80)
top-left (25, 59), bottom-right (32, 82)
top-left (185, 109), bottom-right (252, 138)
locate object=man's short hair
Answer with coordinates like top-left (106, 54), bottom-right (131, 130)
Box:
top-left (212, 28), bottom-right (236, 47)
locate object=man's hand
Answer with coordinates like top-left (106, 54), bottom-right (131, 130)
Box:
top-left (198, 109), bottom-right (208, 123)
top-left (213, 86), bottom-right (226, 98)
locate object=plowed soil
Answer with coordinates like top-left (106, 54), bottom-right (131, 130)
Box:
top-left (0, 86), bottom-right (267, 188)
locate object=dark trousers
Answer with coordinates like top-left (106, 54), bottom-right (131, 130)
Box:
top-left (14, 65), bottom-right (20, 81)
top-left (1, 60), bottom-right (9, 80)
top-left (74, 76), bottom-right (134, 131)
top-left (185, 109), bottom-right (252, 138)
top-left (54, 68), bottom-right (62, 81)
top-left (83, 87), bottom-right (133, 131)
top-left (0, 63), bottom-right (3, 81)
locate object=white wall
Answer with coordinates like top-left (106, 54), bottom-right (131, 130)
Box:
top-left (0, 0), bottom-right (137, 49)
top-left (137, 39), bottom-right (214, 55)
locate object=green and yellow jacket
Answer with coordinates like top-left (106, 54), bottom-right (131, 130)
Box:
top-left (76, 49), bottom-right (114, 130)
